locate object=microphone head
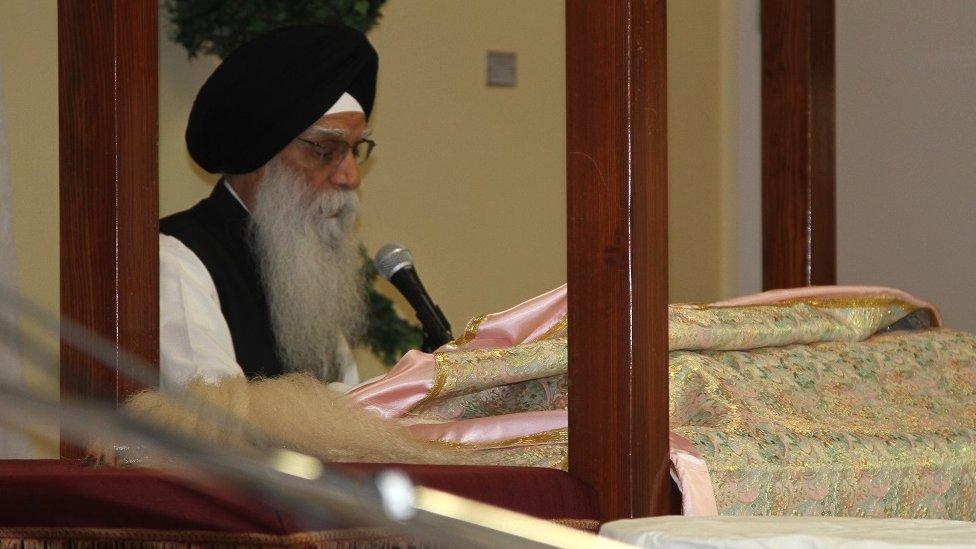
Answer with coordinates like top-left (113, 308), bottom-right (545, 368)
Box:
top-left (374, 243), bottom-right (414, 281)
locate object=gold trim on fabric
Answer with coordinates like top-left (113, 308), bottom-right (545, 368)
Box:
top-left (432, 428), bottom-right (568, 450)
top-left (450, 314), bottom-right (487, 347)
top-left (407, 353), bottom-right (450, 413)
top-left (549, 518), bottom-right (600, 533)
top-left (535, 315), bottom-right (568, 341)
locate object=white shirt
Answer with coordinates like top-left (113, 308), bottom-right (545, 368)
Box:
top-left (159, 184), bottom-right (359, 390)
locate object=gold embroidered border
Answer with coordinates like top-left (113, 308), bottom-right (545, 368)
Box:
top-left (432, 428), bottom-right (569, 450)
top-left (451, 313), bottom-right (567, 347)
top-left (535, 315), bottom-right (569, 341)
top-left (406, 352), bottom-right (450, 414)
top-left (406, 313), bottom-right (487, 414)
top-left (449, 314), bottom-right (487, 347)
top-left (550, 518), bottom-right (600, 533)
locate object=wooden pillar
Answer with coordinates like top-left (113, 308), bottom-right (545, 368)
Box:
top-left (761, 0), bottom-right (836, 289)
top-left (566, 0), bottom-right (671, 520)
top-left (59, 0), bottom-right (159, 457)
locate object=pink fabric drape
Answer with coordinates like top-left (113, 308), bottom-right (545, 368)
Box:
top-left (669, 433), bottom-right (718, 516)
top-left (347, 350), bottom-right (437, 419)
top-left (407, 411), bottom-right (567, 445)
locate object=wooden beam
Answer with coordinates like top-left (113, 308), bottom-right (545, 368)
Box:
top-left (566, 0), bottom-right (671, 520)
top-left (59, 0), bottom-right (159, 457)
top-left (761, 0), bottom-right (836, 289)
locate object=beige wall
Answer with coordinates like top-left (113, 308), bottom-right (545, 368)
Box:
top-left (724, 0), bottom-right (762, 298)
top-left (837, 0), bottom-right (976, 332)
top-left (667, 0), bottom-right (735, 303)
top-left (0, 0), bottom-right (60, 457)
top-left (358, 1), bottom-right (568, 375)
top-left (158, 6), bottom-right (221, 215)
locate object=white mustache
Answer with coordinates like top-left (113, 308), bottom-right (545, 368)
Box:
top-left (316, 189), bottom-right (359, 219)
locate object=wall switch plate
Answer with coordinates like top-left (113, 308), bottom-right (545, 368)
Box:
top-left (486, 51), bottom-right (516, 87)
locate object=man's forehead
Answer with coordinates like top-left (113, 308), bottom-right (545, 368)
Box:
top-left (304, 112), bottom-right (369, 137)
top-left (303, 126), bottom-right (373, 140)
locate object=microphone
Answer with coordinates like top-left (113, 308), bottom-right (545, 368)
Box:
top-left (374, 243), bottom-right (454, 352)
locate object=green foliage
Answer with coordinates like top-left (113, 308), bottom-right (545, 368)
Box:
top-left (164, 0), bottom-right (387, 59)
top-left (359, 246), bottom-right (423, 366)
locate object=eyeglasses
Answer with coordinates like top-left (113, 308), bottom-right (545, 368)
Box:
top-left (296, 137), bottom-right (376, 169)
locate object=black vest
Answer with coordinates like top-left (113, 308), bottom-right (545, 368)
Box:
top-left (160, 183), bottom-right (284, 378)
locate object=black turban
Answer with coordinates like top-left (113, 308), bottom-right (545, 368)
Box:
top-left (186, 24), bottom-right (378, 175)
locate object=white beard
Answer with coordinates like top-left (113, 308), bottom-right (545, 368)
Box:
top-left (248, 159), bottom-right (366, 381)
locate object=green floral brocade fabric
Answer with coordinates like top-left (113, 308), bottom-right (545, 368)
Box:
top-left (668, 300), bottom-right (976, 519)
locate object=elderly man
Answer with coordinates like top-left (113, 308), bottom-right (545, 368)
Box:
top-left (159, 24), bottom-right (377, 389)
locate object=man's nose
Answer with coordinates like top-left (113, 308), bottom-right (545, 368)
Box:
top-left (330, 150), bottom-right (361, 190)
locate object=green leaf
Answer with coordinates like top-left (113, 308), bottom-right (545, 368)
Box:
top-left (165, 0), bottom-right (388, 59)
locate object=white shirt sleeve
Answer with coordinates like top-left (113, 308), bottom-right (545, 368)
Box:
top-left (333, 333), bottom-right (360, 386)
top-left (159, 234), bottom-right (244, 390)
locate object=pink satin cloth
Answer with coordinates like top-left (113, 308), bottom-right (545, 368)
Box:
top-left (344, 284), bottom-right (942, 517)
top-left (670, 432), bottom-right (718, 516)
top-left (345, 349), bottom-right (438, 419)
top-left (407, 410), bottom-right (567, 444)
top-left (441, 283), bottom-right (569, 351)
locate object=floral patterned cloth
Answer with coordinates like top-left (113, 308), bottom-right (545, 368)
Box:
top-left (671, 327), bottom-right (976, 518)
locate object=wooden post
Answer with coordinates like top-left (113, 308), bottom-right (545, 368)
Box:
top-left (566, 0), bottom-right (671, 520)
top-left (761, 0), bottom-right (836, 289)
top-left (59, 0), bottom-right (159, 457)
